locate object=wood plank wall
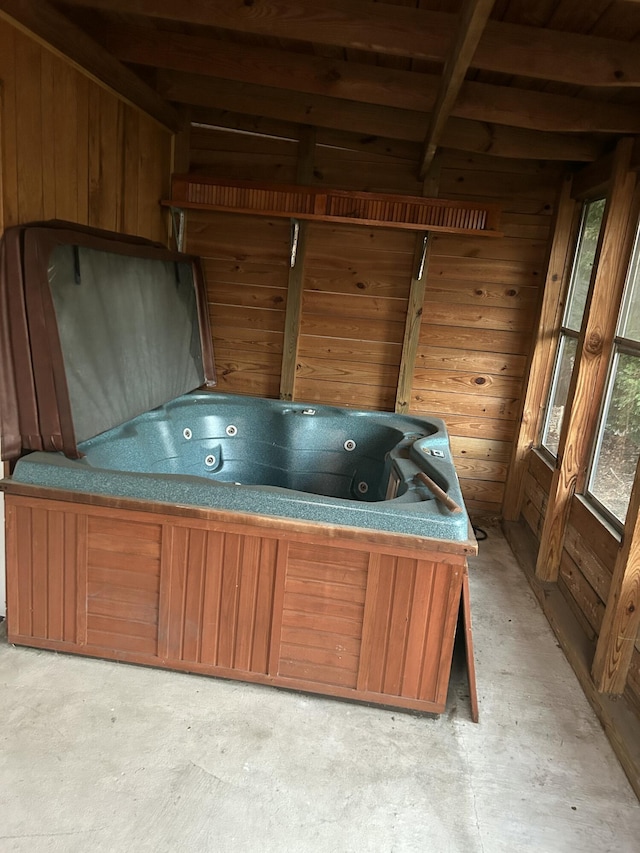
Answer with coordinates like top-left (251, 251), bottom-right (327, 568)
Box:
top-left (0, 19), bottom-right (171, 241)
top-left (0, 19), bottom-right (173, 617)
top-left (413, 155), bottom-right (560, 513)
top-left (184, 124), bottom-right (561, 517)
top-left (519, 450), bottom-right (640, 721)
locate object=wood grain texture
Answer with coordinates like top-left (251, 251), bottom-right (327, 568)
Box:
top-left (408, 155), bottom-right (557, 513)
top-left (99, 22), bottom-right (640, 136)
top-left (419, 0), bottom-right (496, 175)
top-left (187, 210), bottom-right (289, 398)
top-left (158, 72), bottom-right (601, 162)
top-left (5, 502), bottom-right (85, 643)
top-left (5, 491), bottom-right (472, 715)
top-left (0, 0), bottom-right (179, 130)
top-left (504, 519), bottom-right (640, 801)
top-left (592, 455), bottom-right (640, 694)
top-left (181, 127), bottom-right (556, 513)
top-left (0, 19), bottom-right (171, 241)
top-left (169, 174), bottom-right (502, 235)
top-left (396, 166), bottom-right (440, 414)
top-left (536, 140), bottom-right (637, 582)
top-left (502, 175), bottom-right (579, 521)
top-left (64, 0), bottom-right (640, 88)
top-left (280, 126), bottom-right (315, 401)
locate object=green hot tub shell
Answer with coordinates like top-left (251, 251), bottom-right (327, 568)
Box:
top-left (11, 392), bottom-right (471, 541)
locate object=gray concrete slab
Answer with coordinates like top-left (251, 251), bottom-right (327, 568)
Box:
top-left (1, 525), bottom-right (639, 853)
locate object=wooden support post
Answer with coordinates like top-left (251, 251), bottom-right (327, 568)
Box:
top-left (279, 126), bottom-right (315, 402)
top-left (536, 138), bottom-right (637, 582)
top-left (592, 454), bottom-right (640, 694)
top-left (395, 235), bottom-right (430, 413)
top-left (395, 164), bottom-right (441, 414)
top-left (501, 175), bottom-right (579, 521)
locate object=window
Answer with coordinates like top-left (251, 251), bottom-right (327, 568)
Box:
top-left (541, 198), bottom-right (606, 456)
top-left (587, 221), bottom-right (640, 525)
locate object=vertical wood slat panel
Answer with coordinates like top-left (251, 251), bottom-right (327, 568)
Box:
top-left (401, 560), bottom-right (437, 698)
top-left (268, 540), bottom-right (290, 676)
top-left (6, 503), bottom-right (84, 644)
top-left (46, 510), bottom-right (65, 641)
top-left (160, 528), bottom-right (280, 673)
top-left (157, 523), bottom-right (173, 660)
top-left (251, 537), bottom-right (279, 674)
top-left (6, 496), bottom-right (469, 715)
top-left (428, 563), bottom-right (464, 705)
top-left (75, 514), bottom-right (88, 645)
top-left (358, 556), bottom-right (462, 704)
top-left (6, 506), bottom-right (31, 637)
top-left (181, 528), bottom-right (208, 663)
top-left (0, 21), bottom-right (19, 228)
top-left (120, 107), bottom-right (140, 235)
top-left (64, 513), bottom-right (79, 643)
top-left (15, 33), bottom-right (43, 222)
top-left (13, 505), bottom-right (33, 637)
top-left (358, 553), bottom-right (397, 693)
top-left (30, 507), bottom-right (49, 638)
top-left (200, 531), bottom-right (225, 665)
top-left (163, 525), bottom-right (189, 661)
top-left (234, 535), bottom-right (262, 671)
top-left (0, 19), bottom-right (171, 239)
top-left (217, 533), bottom-right (242, 669)
top-left (75, 71), bottom-right (90, 226)
top-left (382, 556), bottom-right (417, 696)
top-left (40, 50), bottom-right (57, 221)
top-left (53, 58), bottom-right (80, 223)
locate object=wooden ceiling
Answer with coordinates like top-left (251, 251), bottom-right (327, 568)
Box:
top-left (4, 0), bottom-right (640, 169)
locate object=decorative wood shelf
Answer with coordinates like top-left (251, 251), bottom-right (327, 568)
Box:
top-left (164, 175), bottom-right (502, 237)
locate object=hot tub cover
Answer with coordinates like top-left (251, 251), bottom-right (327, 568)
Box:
top-left (0, 221), bottom-right (215, 459)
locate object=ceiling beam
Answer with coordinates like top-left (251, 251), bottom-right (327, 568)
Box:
top-left (101, 25), bottom-right (640, 135)
top-left (419, 0), bottom-right (496, 177)
top-left (0, 0), bottom-right (180, 131)
top-left (158, 72), bottom-right (605, 163)
top-left (62, 0), bottom-right (640, 88)
top-left (190, 107), bottom-right (424, 162)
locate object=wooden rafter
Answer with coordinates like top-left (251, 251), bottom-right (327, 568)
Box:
top-left (62, 0), bottom-right (640, 88)
top-left (419, 0), bottom-right (496, 177)
top-left (158, 74), bottom-right (605, 163)
top-left (592, 453), bottom-right (640, 694)
top-left (0, 0), bottom-right (179, 131)
top-left (99, 24), bottom-right (640, 135)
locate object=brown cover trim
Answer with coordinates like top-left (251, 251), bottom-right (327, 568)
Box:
top-left (0, 220), bottom-right (216, 460)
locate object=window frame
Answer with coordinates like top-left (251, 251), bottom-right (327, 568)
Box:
top-left (584, 220), bottom-right (640, 529)
top-left (539, 196), bottom-right (606, 461)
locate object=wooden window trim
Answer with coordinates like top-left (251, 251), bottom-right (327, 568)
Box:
top-left (501, 174), bottom-right (579, 520)
top-left (535, 138), bottom-right (638, 583)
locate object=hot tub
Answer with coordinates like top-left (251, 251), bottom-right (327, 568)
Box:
top-left (11, 392), bottom-right (469, 541)
top-left (1, 221), bottom-right (477, 718)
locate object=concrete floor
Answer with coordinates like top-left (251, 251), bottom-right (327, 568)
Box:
top-left (1, 525), bottom-right (639, 853)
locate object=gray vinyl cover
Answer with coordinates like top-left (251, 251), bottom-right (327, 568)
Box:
top-left (48, 244), bottom-right (206, 443)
